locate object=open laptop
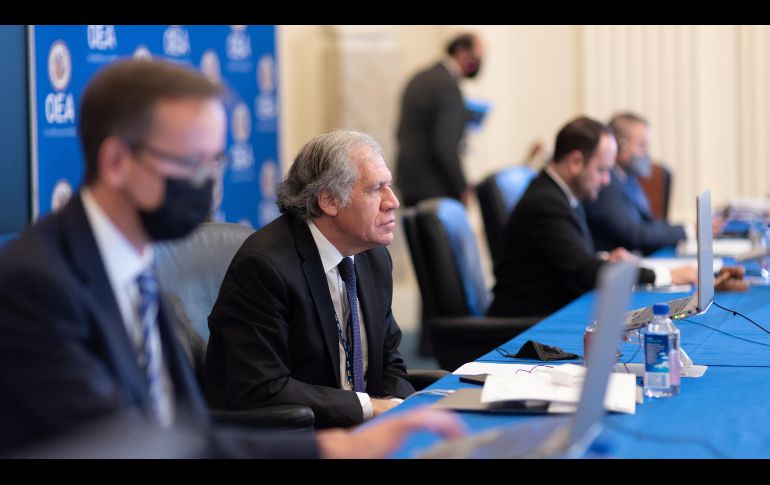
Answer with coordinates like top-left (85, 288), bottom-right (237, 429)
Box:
top-left (624, 190), bottom-right (714, 331)
top-left (418, 262), bottom-right (638, 459)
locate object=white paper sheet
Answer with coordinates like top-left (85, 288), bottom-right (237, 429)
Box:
top-left (479, 367), bottom-right (637, 414)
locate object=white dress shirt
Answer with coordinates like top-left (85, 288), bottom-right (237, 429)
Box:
top-left (81, 189), bottom-right (175, 425)
top-left (307, 221), bottom-right (373, 419)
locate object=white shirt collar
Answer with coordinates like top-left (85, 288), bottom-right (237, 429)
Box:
top-left (545, 164), bottom-right (579, 209)
top-left (307, 220), bottom-right (353, 274)
top-left (81, 188), bottom-right (154, 290)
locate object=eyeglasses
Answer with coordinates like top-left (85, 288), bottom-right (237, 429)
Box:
top-left (126, 140), bottom-right (228, 187)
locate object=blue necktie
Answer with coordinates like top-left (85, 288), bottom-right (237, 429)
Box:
top-left (136, 267), bottom-right (171, 426)
top-left (337, 257), bottom-right (365, 393)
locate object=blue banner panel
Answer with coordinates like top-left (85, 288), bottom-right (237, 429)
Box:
top-left (0, 26), bottom-right (30, 237)
top-left (31, 25), bottom-right (279, 229)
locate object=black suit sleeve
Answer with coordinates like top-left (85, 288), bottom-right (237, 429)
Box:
top-left (527, 200), bottom-right (605, 293)
top-left (0, 263), bottom-right (133, 451)
top-left (207, 253), bottom-right (364, 427)
top-left (431, 88), bottom-right (467, 198)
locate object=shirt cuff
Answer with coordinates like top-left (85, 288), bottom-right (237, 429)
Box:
top-left (357, 392), bottom-right (373, 420)
top-left (647, 264), bottom-right (672, 286)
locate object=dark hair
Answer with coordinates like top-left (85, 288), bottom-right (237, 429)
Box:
top-left (78, 58), bottom-right (223, 185)
top-left (552, 116), bottom-right (612, 165)
top-left (608, 111), bottom-right (649, 145)
top-left (446, 33), bottom-right (477, 56)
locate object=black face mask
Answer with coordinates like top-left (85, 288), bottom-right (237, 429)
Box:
top-left (138, 177), bottom-right (213, 241)
top-left (464, 58), bottom-right (482, 78)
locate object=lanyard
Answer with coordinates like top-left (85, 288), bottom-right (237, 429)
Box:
top-left (333, 312), bottom-right (355, 387)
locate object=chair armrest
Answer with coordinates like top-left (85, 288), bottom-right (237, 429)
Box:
top-left (210, 404), bottom-right (315, 430)
top-left (406, 368), bottom-right (450, 391)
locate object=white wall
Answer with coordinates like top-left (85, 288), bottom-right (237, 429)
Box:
top-left (277, 25), bottom-right (770, 286)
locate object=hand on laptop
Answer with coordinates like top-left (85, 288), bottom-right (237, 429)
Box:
top-left (671, 265), bottom-right (698, 285)
top-left (317, 408), bottom-right (466, 458)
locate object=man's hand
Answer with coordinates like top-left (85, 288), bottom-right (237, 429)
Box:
top-left (712, 215), bottom-right (727, 237)
top-left (371, 398), bottom-right (400, 416)
top-left (607, 247), bottom-right (641, 265)
top-left (670, 265), bottom-right (698, 285)
top-left (316, 408), bottom-right (466, 459)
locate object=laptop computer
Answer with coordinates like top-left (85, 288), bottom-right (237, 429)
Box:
top-left (418, 262), bottom-right (638, 459)
top-left (624, 190), bottom-right (714, 331)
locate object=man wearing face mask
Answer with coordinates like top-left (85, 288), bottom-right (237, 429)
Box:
top-left (584, 112), bottom-right (686, 255)
top-left (0, 59), bottom-right (465, 458)
top-left (395, 32), bottom-right (484, 208)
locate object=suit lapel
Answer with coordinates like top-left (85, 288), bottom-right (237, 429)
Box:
top-left (354, 251), bottom-right (382, 393)
top-left (541, 172), bottom-right (594, 253)
top-left (289, 218), bottom-right (342, 387)
top-left (61, 196), bottom-right (152, 408)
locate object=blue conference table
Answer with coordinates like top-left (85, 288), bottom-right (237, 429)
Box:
top-left (383, 273), bottom-right (770, 458)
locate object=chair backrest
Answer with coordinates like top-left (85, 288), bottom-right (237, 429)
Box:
top-left (638, 161), bottom-right (672, 221)
top-left (402, 198), bottom-right (490, 317)
top-left (477, 166), bottom-right (536, 262)
top-left (154, 222), bottom-right (254, 344)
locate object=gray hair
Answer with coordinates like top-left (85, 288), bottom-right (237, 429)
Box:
top-left (277, 129), bottom-right (384, 221)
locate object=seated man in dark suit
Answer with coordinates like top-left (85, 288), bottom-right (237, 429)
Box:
top-left (488, 116), bottom-right (696, 318)
top-left (206, 130), bottom-right (414, 428)
top-left (0, 59), bottom-right (463, 458)
top-left (584, 112), bottom-right (686, 255)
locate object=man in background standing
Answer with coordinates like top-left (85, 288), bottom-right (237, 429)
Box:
top-left (395, 32), bottom-right (485, 207)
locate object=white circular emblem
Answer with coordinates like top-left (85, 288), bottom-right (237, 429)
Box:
top-left (48, 41), bottom-right (72, 92)
top-left (51, 179), bottom-right (73, 212)
top-left (232, 103), bottom-right (251, 143)
top-left (133, 45), bottom-right (152, 60)
top-left (257, 55), bottom-right (275, 93)
top-left (260, 160), bottom-right (278, 198)
top-left (200, 49), bottom-right (221, 83)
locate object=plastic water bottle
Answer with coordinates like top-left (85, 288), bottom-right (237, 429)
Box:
top-left (642, 303), bottom-right (681, 398)
top-left (761, 223), bottom-right (770, 281)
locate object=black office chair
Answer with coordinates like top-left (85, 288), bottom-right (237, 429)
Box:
top-left (402, 198), bottom-right (539, 371)
top-left (154, 222), bottom-right (316, 429)
top-left (477, 166), bottom-right (536, 264)
top-left (155, 222), bottom-right (445, 424)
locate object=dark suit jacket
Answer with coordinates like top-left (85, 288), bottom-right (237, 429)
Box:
top-left (395, 62), bottom-right (470, 206)
top-left (584, 169), bottom-right (686, 255)
top-left (488, 170), bottom-right (655, 318)
top-left (0, 195), bottom-right (317, 458)
top-left (205, 214), bottom-right (414, 428)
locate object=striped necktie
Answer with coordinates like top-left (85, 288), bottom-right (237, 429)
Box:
top-left (136, 267), bottom-right (171, 426)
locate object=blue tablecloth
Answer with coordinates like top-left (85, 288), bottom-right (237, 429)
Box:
top-left (384, 274), bottom-right (770, 458)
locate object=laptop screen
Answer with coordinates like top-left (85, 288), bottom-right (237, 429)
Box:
top-left (696, 190), bottom-right (714, 311)
top-left (567, 262), bottom-right (638, 456)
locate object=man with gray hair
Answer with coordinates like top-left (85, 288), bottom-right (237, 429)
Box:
top-left (205, 129), bottom-right (414, 428)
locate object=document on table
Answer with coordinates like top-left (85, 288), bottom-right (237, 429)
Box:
top-left (479, 365), bottom-right (637, 414)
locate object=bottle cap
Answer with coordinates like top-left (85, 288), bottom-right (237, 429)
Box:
top-left (653, 303), bottom-right (669, 315)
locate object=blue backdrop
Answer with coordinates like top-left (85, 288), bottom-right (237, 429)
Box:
top-left (31, 25), bottom-right (280, 229)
